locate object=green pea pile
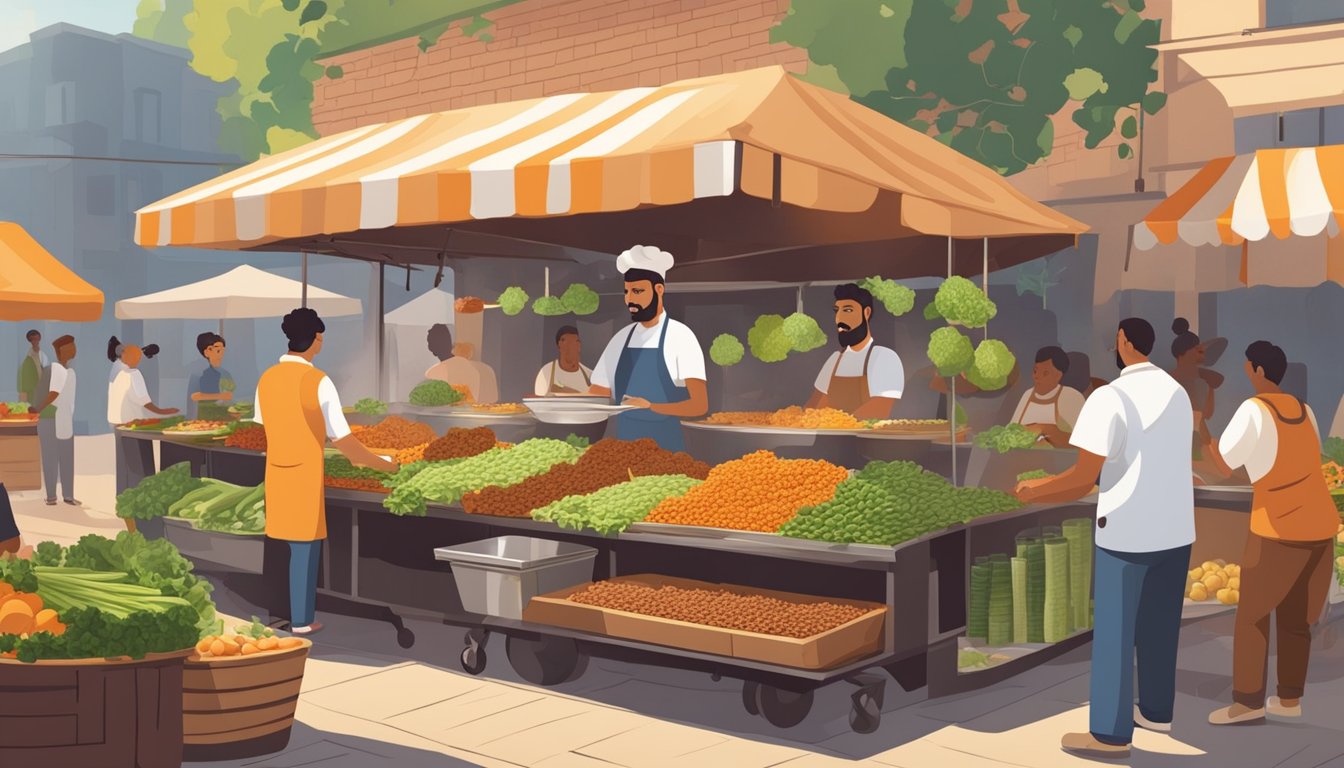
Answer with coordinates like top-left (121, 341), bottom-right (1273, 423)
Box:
top-left (532, 474), bottom-right (701, 536)
top-left (779, 460), bottom-right (1021, 546)
top-left (974, 424), bottom-right (1039, 453)
top-left (382, 439), bottom-right (582, 516)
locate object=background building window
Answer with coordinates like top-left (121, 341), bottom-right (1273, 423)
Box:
top-left (134, 88), bottom-right (161, 144)
top-left (1266, 0), bottom-right (1344, 28)
top-left (45, 82), bottom-right (75, 127)
top-left (86, 175), bottom-right (115, 216)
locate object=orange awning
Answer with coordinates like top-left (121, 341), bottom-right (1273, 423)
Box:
top-left (134, 67), bottom-right (1084, 268)
top-left (0, 222), bottom-right (103, 322)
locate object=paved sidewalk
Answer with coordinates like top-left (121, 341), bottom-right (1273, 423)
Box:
top-left (11, 435), bottom-right (1344, 768)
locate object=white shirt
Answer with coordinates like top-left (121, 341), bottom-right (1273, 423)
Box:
top-left (1070, 362), bottom-right (1195, 553)
top-left (108, 359), bottom-right (128, 384)
top-left (534, 361), bottom-right (594, 396)
top-left (1013, 385), bottom-right (1086, 429)
top-left (813, 339), bottom-right (905, 399)
top-left (252, 355), bottom-right (352, 441)
top-left (1219, 398), bottom-right (1321, 483)
top-left (47, 362), bottom-right (77, 440)
top-left (107, 369), bottom-right (152, 425)
top-left (591, 313), bottom-right (706, 389)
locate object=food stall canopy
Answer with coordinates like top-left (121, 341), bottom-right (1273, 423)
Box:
top-left (1134, 145), bottom-right (1344, 251)
top-left (384, 286), bottom-right (455, 327)
top-left (134, 66), bottom-right (1085, 282)
top-left (0, 221), bottom-right (104, 322)
top-left (114, 264), bottom-right (361, 320)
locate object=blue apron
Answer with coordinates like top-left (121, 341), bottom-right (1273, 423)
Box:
top-left (612, 318), bottom-right (688, 452)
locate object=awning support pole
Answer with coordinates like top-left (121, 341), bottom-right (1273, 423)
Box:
top-left (377, 262), bottom-right (386, 401)
top-left (796, 284), bottom-right (806, 315)
top-left (301, 251), bottom-right (309, 308)
top-left (948, 236), bottom-right (958, 488)
top-left (983, 237), bottom-right (989, 341)
top-left (545, 267), bottom-right (550, 298)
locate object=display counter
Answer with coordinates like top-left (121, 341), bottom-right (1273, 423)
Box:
top-left (0, 419), bottom-right (40, 491)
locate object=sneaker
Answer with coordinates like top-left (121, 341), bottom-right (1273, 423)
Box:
top-left (62, 498), bottom-right (81, 506)
top-left (1208, 704), bottom-right (1265, 725)
top-left (1061, 733), bottom-right (1130, 760)
top-left (290, 622), bottom-right (323, 635)
top-left (44, 499), bottom-right (56, 506)
top-left (1135, 705), bottom-right (1172, 733)
top-left (1267, 697), bottom-right (1302, 718)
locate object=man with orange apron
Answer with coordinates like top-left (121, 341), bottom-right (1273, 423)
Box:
top-left (806, 283), bottom-right (905, 420)
top-left (253, 308), bottom-right (396, 634)
top-left (1209, 340), bottom-right (1337, 725)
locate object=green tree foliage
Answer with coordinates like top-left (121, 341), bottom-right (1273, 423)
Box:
top-left (134, 0), bottom-right (193, 48)
top-left (773, 0), bottom-right (1166, 174)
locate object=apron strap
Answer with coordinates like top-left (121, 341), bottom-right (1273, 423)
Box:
top-left (612, 323), bottom-right (643, 402)
top-left (548, 361), bottom-right (558, 393)
top-left (1256, 395), bottom-right (1307, 426)
top-left (860, 343), bottom-right (875, 377)
top-left (581, 365), bottom-right (591, 387)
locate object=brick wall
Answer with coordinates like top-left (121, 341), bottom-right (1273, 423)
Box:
top-left (311, 0), bottom-right (806, 134)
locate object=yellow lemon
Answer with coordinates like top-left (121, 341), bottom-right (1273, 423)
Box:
top-left (1228, 577), bottom-right (1240, 591)
top-left (1189, 583), bottom-right (1209, 601)
top-left (1202, 573), bottom-right (1225, 591)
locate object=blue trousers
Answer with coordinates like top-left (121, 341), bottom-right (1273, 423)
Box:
top-left (1090, 543), bottom-right (1191, 745)
top-left (288, 540), bottom-right (322, 627)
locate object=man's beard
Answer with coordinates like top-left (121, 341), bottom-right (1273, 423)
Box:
top-left (837, 318), bottom-right (868, 348)
top-left (628, 293), bottom-right (659, 323)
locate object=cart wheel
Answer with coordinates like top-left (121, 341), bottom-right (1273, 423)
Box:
top-left (755, 685), bottom-right (813, 729)
top-left (460, 645), bottom-right (487, 675)
top-left (741, 681), bottom-right (760, 716)
top-left (506, 635), bottom-right (587, 686)
top-left (849, 691), bottom-right (881, 734)
top-left (397, 627), bottom-right (416, 649)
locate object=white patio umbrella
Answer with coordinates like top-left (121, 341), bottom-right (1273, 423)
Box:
top-left (115, 264), bottom-right (362, 328)
top-left (384, 287), bottom-right (454, 402)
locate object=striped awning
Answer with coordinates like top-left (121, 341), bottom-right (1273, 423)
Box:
top-left (0, 222), bottom-right (103, 322)
top-left (1135, 145), bottom-right (1344, 250)
top-left (134, 66), bottom-right (1084, 254)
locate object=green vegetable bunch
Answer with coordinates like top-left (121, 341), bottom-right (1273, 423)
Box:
top-left (928, 326), bottom-right (974, 377)
top-left (858, 276), bottom-right (915, 317)
top-left (532, 474), bottom-right (701, 536)
top-left (560, 283), bottom-right (600, 315)
top-left (409, 379), bottom-right (467, 407)
top-left (975, 424), bottom-right (1040, 453)
top-left (497, 286), bottom-right (530, 316)
top-left (220, 378), bottom-right (236, 393)
top-left (325, 455), bottom-right (392, 481)
top-left (383, 439), bottom-right (583, 516)
top-left (709, 333), bottom-right (745, 367)
top-left (1017, 469), bottom-right (1052, 482)
top-left (934, 276), bottom-right (997, 328)
top-left (563, 433), bottom-right (591, 450)
top-left (0, 604), bottom-right (201, 663)
top-left (353, 397), bottom-right (387, 416)
top-left (1323, 436), bottom-right (1344, 467)
top-left (116, 462), bottom-right (203, 521)
top-left (169, 479), bottom-right (265, 534)
top-left (3, 402), bottom-right (30, 413)
top-left (532, 296), bottom-right (568, 316)
top-left (747, 314), bottom-right (791, 363)
top-left (781, 313), bottom-right (827, 353)
top-left (965, 339), bottom-right (1017, 392)
top-left (33, 567), bottom-right (192, 618)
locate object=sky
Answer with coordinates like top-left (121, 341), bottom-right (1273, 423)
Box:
top-left (0, 0), bottom-right (138, 54)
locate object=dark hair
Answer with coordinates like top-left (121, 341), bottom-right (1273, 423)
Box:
top-left (1035, 346), bottom-right (1070, 374)
top-left (427, 323), bottom-right (454, 361)
top-left (1118, 317), bottom-right (1156, 356)
top-left (25, 329), bottom-right (39, 341)
top-left (196, 332), bottom-right (225, 357)
top-left (106, 335), bottom-right (122, 363)
top-left (52, 335), bottom-right (75, 353)
top-left (281, 308), bottom-right (325, 353)
top-left (622, 267), bottom-right (665, 286)
top-left (833, 283), bottom-right (874, 312)
top-left (1171, 317), bottom-right (1200, 359)
top-left (143, 344), bottom-right (160, 360)
top-left (555, 325), bottom-right (579, 345)
top-left (1245, 340), bottom-right (1287, 384)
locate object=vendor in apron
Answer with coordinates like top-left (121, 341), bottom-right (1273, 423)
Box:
top-left (533, 325), bottom-right (593, 396)
top-left (253, 308), bottom-right (396, 635)
top-left (588, 246), bottom-right (708, 452)
top-left (806, 283), bottom-right (905, 420)
top-left (1010, 346), bottom-right (1086, 448)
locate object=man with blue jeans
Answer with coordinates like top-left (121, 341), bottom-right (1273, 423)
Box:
top-left (1017, 317), bottom-right (1195, 759)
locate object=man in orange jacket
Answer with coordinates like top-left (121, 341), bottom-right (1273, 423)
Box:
top-left (1208, 340), bottom-right (1337, 725)
top-left (253, 309), bottom-right (396, 634)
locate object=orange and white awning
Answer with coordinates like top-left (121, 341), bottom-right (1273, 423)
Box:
top-left (1135, 145), bottom-right (1344, 250)
top-left (134, 66), bottom-right (1083, 251)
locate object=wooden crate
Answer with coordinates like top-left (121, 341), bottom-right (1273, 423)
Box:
top-left (181, 640), bottom-right (310, 761)
top-left (0, 429), bottom-right (41, 491)
top-left (0, 650), bottom-right (189, 768)
top-left (524, 575), bottom-right (886, 670)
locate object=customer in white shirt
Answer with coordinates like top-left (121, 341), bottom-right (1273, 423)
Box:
top-left (106, 345), bottom-right (178, 426)
top-left (35, 335), bottom-right (80, 506)
top-left (1015, 318), bottom-right (1194, 760)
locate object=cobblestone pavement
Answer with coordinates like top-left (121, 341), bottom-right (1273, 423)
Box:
top-left (13, 435), bottom-right (1344, 768)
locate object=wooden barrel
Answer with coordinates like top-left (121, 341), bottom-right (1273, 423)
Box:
top-left (181, 640), bottom-right (311, 761)
top-left (0, 650), bottom-right (191, 768)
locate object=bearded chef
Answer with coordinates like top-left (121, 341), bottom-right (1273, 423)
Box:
top-left (588, 245), bottom-right (708, 452)
top-left (805, 283), bottom-right (905, 419)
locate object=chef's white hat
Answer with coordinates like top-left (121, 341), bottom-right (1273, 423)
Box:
top-left (616, 244), bottom-right (675, 280)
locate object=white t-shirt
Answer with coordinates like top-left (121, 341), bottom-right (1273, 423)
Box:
top-left (591, 314), bottom-right (706, 390)
top-left (534, 361), bottom-right (594, 396)
top-left (813, 339), bottom-right (905, 399)
top-left (108, 359), bottom-right (128, 384)
top-left (1013, 385), bottom-right (1086, 429)
top-left (107, 369), bottom-right (152, 425)
top-left (47, 362), bottom-right (77, 440)
top-left (1219, 397), bottom-right (1321, 483)
top-left (252, 355), bottom-right (352, 441)
top-left (1070, 362), bottom-right (1195, 553)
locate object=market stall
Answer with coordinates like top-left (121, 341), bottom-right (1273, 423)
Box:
top-left (0, 221), bottom-right (104, 491)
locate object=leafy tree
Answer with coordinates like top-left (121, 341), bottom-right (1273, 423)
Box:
top-left (773, 0), bottom-right (1166, 174)
top-left (133, 0), bottom-right (193, 48)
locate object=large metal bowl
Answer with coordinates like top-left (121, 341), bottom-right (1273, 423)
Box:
top-left (680, 421), bottom-right (864, 467)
